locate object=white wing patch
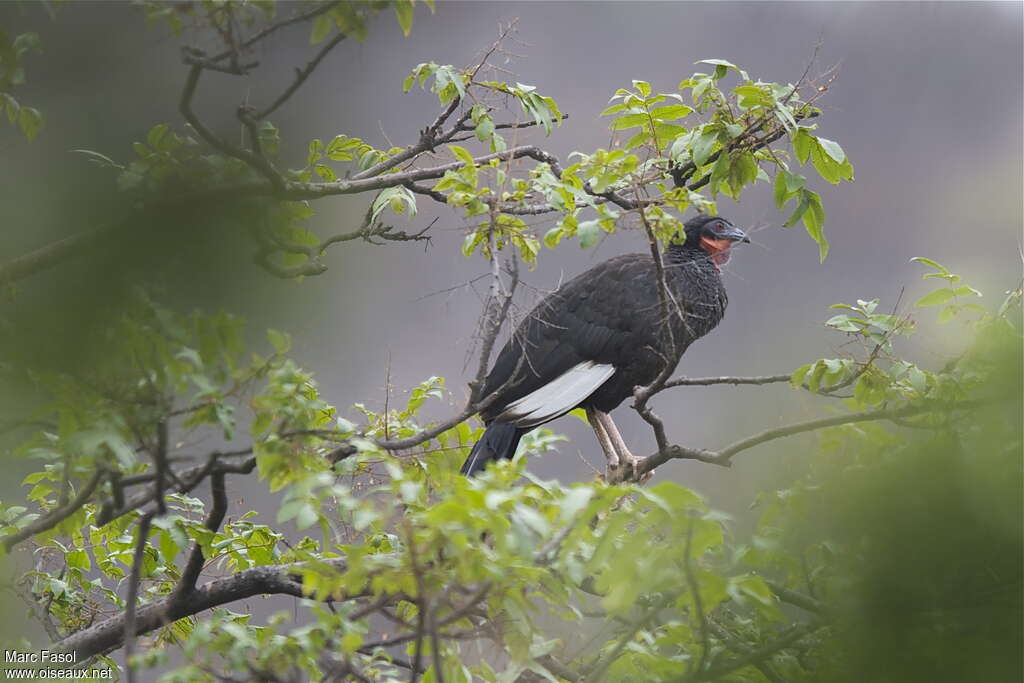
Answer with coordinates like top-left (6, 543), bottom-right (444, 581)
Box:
top-left (496, 361), bottom-right (616, 428)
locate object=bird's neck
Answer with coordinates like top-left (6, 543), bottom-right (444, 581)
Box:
top-left (665, 243), bottom-right (714, 267)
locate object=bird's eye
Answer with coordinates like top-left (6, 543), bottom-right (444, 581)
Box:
top-left (713, 221), bottom-right (726, 233)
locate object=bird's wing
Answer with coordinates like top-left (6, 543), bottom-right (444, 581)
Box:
top-left (494, 361), bottom-right (615, 428)
top-left (480, 255), bottom-right (659, 419)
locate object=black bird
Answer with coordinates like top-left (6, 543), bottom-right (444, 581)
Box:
top-left (460, 215), bottom-right (749, 478)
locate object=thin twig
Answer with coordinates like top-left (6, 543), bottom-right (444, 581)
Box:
top-left (663, 374), bottom-right (790, 389)
top-left (256, 31), bottom-right (348, 120)
top-left (208, 2), bottom-right (342, 63)
top-left (636, 399), bottom-right (985, 475)
top-left (179, 63), bottom-right (285, 191)
top-left (766, 581), bottom-right (826, 615)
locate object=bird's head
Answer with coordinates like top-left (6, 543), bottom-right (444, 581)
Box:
top-left (681, 215), bottom-right (749, 268)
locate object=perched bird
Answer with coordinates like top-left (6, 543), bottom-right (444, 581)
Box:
top-left (461, 214), bottom-right (749, 478)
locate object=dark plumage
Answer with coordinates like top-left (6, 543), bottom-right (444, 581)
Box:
top-left (461, 215), bottom-right (748, 477)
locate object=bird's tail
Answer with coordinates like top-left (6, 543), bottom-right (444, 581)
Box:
top-left (460, 422), bottom-right (523, 476)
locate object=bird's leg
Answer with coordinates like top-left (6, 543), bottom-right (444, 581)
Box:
top-left (586, 406), bottom-right (620, 469)
top-left (594, 410), bottom-right (649, 483)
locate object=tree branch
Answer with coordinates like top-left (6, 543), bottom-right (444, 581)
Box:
top-left (172, 471), bottom-right (228, 603)
top-left (635, 401), bottom-right (976, 476)
top-left (53, 558), bottom-right (351, 661)
top-left (766, 581), bottom-right (826, 615)
top-left (207, 2), bottom-right (342, 64)
top-left (2, 471), bottom-right (103, 552)
top-left (663, 374), bottom-right (791, 389)
top-left (255, 30), bottom-right (347, 120)
top-left (179, 63), bottom-right (285, 192)
top-left (123, 512), bottom-right (154, 683)
top-left (97, 451), bottom-right (253, 528)
top-left (676, 622), bottom-right (822, 682)
top-left (353, 99), bottom-right (464, 181)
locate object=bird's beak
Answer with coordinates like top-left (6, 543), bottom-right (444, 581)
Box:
top-left (721, 224), bottom-right (751, 244)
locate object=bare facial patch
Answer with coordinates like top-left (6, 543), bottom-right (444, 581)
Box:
top-left (700, 236), bottom-right (734, 267)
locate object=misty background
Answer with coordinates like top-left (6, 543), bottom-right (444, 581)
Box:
top-left (1, 1), bottom-right (1021, 520)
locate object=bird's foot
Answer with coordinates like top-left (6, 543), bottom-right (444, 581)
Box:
top-left (605, 454), bottom-right (651, 485)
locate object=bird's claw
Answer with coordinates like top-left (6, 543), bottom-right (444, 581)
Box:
top-left (605, 455), bottom-right (651, 485)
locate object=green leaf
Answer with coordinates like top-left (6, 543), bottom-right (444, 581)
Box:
top-left (543, 227), bottom-right (563, 249)
top-left (146, 123), bottom-right (169, 148)
top-left (314, 164), bottom-right (336, 181)
top-left (810, 142), bottom-right (842, 184)
top-left (609, 113), bottom-right (649, 131)
top-left (952, 285), bottom-right (982, 298)
top-left (449, 144), bottom-right (474, 166)
top-left (773, 170), bottom-right (788, 210)
top-left (816, 137), bottom-right (846, 163)
top-left (793, 128), bottom-right (813, 165)
top-left (18, 106), bottom-right (42, 141)
top-left (307, 138), bottom-right (323, 166)
top-left (371, 186), bottom-right (417, 222)
top-left (267, 329), bottom-right (291, 354)
top-left (66, 548), bottom-right (91, 571)
top-left (310, 13), bottom-right (333, 45)
top-left (577, 221), bottom-right (600, 249)
top-left (915, 288), bottom-right (957, 307)
top-left (690, 127), bottom-right (719, 166)
top-left (783, 170), bottom-right (806, 193)
top-left (790, 364), bottom-right (812, 388)
top-left (340, 632), bottom-right (364, 654)
top-left (691, 77), bottom-right (713, 103)
top-left (910, 256), bottom-right (947, 272)
top-left (394, 0), bottom-right (414, 36)
top-left (802, 190), bottom-right (828, 262)
top-left (649, 104), bottom-right (693, 121)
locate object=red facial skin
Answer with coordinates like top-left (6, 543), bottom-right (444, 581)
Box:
top-left (699, 236), bottom-right (735, 269)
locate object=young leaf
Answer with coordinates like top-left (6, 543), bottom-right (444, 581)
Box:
top-left (393, 0), bottom-right (414, 36)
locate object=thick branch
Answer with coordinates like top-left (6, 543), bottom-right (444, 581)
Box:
top-left (53, 558), bottom-right (350, 660)
top-left (173, 471), bottom-right (228, 602)
top-left (0, 228), bottom-right (114, 288)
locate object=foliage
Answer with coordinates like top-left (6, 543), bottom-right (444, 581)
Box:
top-left (0, 28), bottom-right (44, 141)
top-left (0, 3), bottom-right (1019, 682)
top-left (1, 267), bottom-right (1019, 681)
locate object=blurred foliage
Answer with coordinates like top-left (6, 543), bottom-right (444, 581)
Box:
top-left (0, 264), bottom-right (1018, 680)
top-left (0, 27), bottom-right (43, 140)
